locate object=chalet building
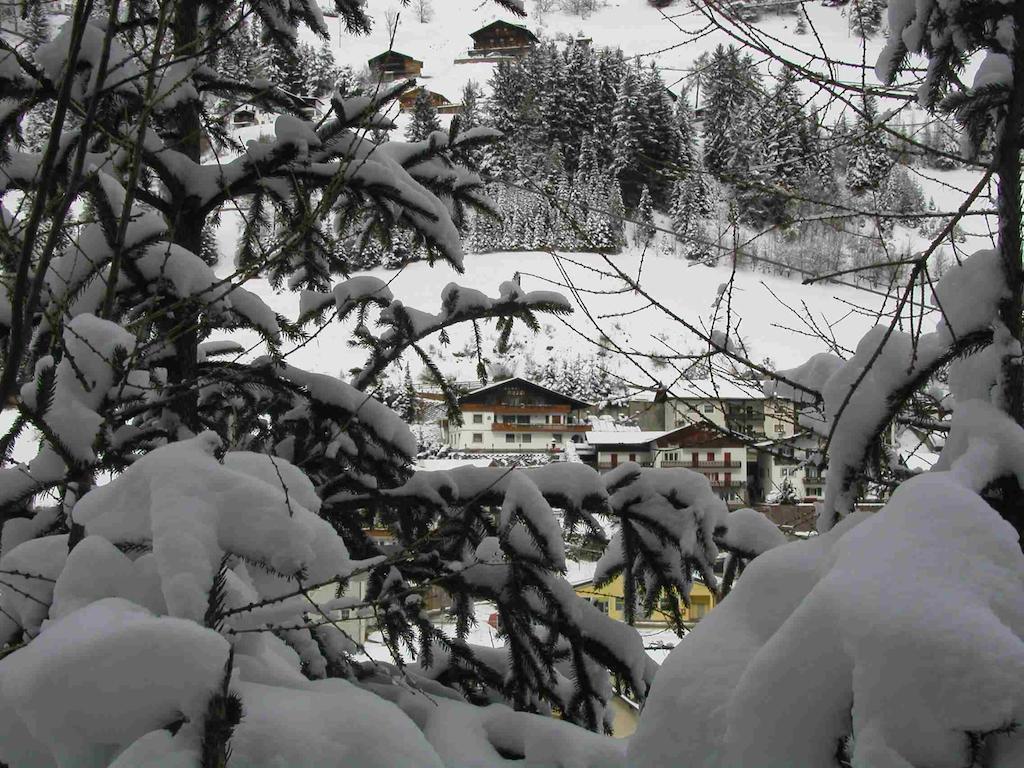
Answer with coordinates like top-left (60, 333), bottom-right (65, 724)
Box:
top-left (467, 20), bottom-right (539, 58)
top-left (398, 87), bottom-right (454, 112)
top-left (443, 377), bottom-right (591, 453)
top-left (367, 50), bottom-right (424, 82)
top-left (583, 423), bottom-right (751, 504)
top-left (652, 424), bottom-right (750, 503)
top-left (584, 432), bottom-right (663, 469)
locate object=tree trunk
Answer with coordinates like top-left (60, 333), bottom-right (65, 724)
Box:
top-left (993, 13), bottom-right (1024, 548)
top-left (166, 0), bottom-right (205, 434)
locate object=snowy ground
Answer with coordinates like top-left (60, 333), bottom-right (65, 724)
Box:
top-left (209, 238), bottom-right (924, 388)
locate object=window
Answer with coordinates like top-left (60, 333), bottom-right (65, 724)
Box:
top-left (502, 415), bottom-right (516, 424)
top-left (703, 404), bottom-right (714, 413)
top-left (629, 453), bottom-right (636, 462)
top-left (691, 452), bottom-right (699, 466)
top-left (505, 433), bottom-right (515, 444)
top-left (516, 414), bottom-right (530, 425)
top-left (780, 468), bottom-right (789, 477)
top-left (775, 422), bottom-right (785, 433)
top-left (553, 434), bottom-right (562, 443)
top-left (707, 451), bottom-right (715, 461)
top-left (551, 414), bottom-right (562, 425)
top-left (472, 414), bottom-right (483, 424)
top-left (521, 434), bottom-right (532, 444)
top-left (593, 599), bottom-right (608, 614)
top-left (615, 597), bottom-right (624, 612)
top-left (505, 387), bottom-right (526, 405)
top-left (472, 433), bottom-right (483, 443)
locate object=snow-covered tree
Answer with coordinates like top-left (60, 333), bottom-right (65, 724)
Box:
top-left (404, 89), bottom-right (442, 142)
top-left (633, 185), bottom-right (655, 248)
top-left (846, 95), bottom-right (893, 194)
top-left (626, 2), bottom-right (1024, 766)
top-left (0, 0), bottom-right (680, 763)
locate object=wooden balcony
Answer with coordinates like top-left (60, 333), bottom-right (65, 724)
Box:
top-left (492, 423), bottom-right (591, 433)
top-left (662, 460), bottom-right (741, 469)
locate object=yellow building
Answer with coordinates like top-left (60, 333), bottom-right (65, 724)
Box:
top-left (572, 572), bottom-right (716, 626)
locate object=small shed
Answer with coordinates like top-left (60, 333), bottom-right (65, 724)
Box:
top-left (468, 20), bottom-right (538, 55)
top-left (399, 87), bottom-right (452, 112)
top-left (367, 50), bottom-right (424, 81)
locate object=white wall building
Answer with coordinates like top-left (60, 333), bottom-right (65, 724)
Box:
top-left (443, 377), bottom-right (592, 453)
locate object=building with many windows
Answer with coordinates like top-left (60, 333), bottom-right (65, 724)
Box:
top-left (582, 424), bottom-right (751, 504)
top-left (443, 377), bottom-right (592, 453)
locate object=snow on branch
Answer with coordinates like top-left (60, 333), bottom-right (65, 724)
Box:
top-left (350, 281), bottom-right (572, 391)
top-left (768, 248), bottom-right (1006, 529)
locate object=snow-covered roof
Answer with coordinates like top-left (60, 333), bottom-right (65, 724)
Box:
top-left (564, 558), bottom-right (599, 587)
top-left (459, 376), bottom-right (592, 410)
top-left (414, 458), bottom-right (495, 471)
top-left (668, 380), bottom-right (764, 401)
top-left (586, 431), bottom-right (665, 446)
top-left (618, 380), bottom-right (766, 404)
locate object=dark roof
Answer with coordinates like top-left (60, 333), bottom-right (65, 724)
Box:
top-left (653, 423), bottom-right (746, 448)
top-left (469, 20), bottom-right (539, 43)
top-left (367, 50), bottom-right (423, 66)
top-left (458, 376), bottom-right (591, 410)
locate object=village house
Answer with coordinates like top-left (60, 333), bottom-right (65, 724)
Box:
top-left (443, 377), bottom-right (592, 453)
top-left (367, 50), bottom-right (424, 82)
top-left (604, 381), bottom-right (829, 503)
top-left (582, 423), bottom-right (751, 504)
top-left (458, 20), bottom-right (539, 62)
top-left (572, 571), bottom-right (717, 626)
top-left (398, 86), bottom-right (455, 112)
top-left (652, 424), bottom-right (750, 503)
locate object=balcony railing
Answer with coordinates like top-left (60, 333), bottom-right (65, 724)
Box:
top-left (492, 423), bottom-right (590, 432)
top-left (662, 460), bottom-right (741, 469)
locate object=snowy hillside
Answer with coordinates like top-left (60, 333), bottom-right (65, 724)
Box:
top-left (215, 0), bottom-right (998, 388)
top-left (212, 234), bottom-right (901, 384)
top-left (230, 0), bottom-right (992, 386)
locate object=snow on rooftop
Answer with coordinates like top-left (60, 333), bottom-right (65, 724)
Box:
top-left (564, 558), bottom-right (599, 587)
top-left (585, 431), bottom-right (666, 446)
top-left (414, 458), bottom-right (495, 471)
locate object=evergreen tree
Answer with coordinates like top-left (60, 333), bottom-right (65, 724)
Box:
top-left (633, 185), bottom-right (655, 248)
top-left (701, 45), bottom-right (764, 182)
top-left (26, 0), bottom-right (50, 55)
top-left (460, 80), bottom-right (483, 129)
top-left (763, 69), bottom-right (810, 189)
top-left (401, 363), bottom-right (418, 422)
top-left (637, 63), bottom-right (680, 207)
top-left (849, 0), bottom-right (885, 37)
top-left (880, 166), bottom-right (926, 225)
top-left (846, 96), bottom-right (892, 194)
top-left (612, 64), bottom-right (648, 206)
top-left (4, 0), bottom-right (665, 761)
top-left (405, 89), bottom-right (442, 141)
top-left (306, 40), bottom-right (341, 95)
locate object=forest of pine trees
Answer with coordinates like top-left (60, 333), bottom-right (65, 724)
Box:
top-left (456, 36), bottom-right (951, 290)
